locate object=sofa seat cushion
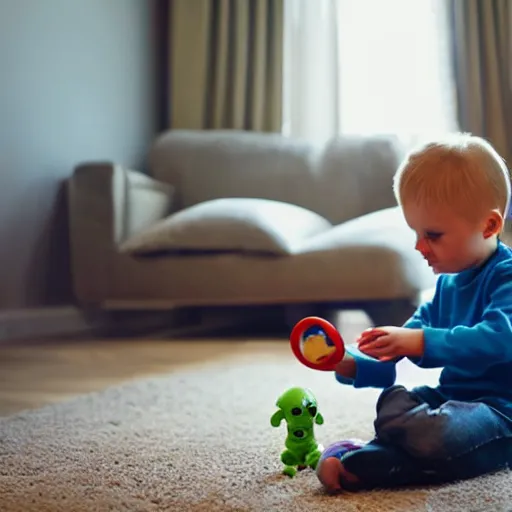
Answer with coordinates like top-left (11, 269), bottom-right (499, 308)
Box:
top-left (296, 206), bottom-right (416, 255)
top-left (120, 197), bottom-right (332, 257)
top-left (288, 206), bottom-right (432, 298)
top-left (110, 206), bottom-right (436, 306)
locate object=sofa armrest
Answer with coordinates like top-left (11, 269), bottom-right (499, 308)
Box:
top-left (67, 162), bottom-right (173, 304)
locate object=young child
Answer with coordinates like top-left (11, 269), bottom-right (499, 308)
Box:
top-left (316, 133), bottom-right (512, 493)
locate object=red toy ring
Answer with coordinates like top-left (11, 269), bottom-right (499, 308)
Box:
top-left (290, 316), bottom-right (345, 371)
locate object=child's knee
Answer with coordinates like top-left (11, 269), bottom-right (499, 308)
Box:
top-left (375, 385), bottom-right (422, 417)
top-left (374, 386), bottom-right (425, 439)
top-left (377, 404), bottom-right (452, 459)
top-left (374, 389), bottom-right (452, 458)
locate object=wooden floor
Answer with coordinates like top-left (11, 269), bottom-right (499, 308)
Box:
top-left (0, 337), bottom-right (295, 417)
top-left (0, 311), bottom-right (372, 417)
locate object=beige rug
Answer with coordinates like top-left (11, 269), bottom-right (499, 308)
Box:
top-left (1, 343), bottom-right (512, 512)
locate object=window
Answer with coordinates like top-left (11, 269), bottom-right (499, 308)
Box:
top-left (282, 0), bottom-right (459, 147)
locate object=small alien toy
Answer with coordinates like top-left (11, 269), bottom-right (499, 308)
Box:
top-left (270, 387), bottom-right (324, 477)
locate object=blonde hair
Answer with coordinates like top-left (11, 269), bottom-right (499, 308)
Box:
top-left (393, 133), bottom-right (511, 225)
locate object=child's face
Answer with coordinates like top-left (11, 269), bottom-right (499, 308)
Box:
top-left (402, 202), bottom-right (491, 274)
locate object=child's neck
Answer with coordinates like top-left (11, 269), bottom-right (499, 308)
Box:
top-left (474, 237), bottom-right (499, 269)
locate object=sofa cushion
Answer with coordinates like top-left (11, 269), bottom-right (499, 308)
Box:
top-left (295, 206), bottom-right (416, 255)
top-left (119, 197), bottom-right (332, 256)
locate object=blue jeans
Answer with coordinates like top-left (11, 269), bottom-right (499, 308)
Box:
top-left (342, 385), bottom-right (512, 488)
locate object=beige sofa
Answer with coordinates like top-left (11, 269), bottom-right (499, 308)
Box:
top-left (68, 129), bottom-right (436, 327)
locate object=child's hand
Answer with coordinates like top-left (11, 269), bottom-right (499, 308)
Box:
top-left (357, 327), bottom-right (424, 362)
top-left (334, 353), bottom-right (357, 379)
top-left (357, 327), bottom-right (387, 346)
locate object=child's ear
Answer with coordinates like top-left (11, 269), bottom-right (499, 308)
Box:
top-left (483, 210), bottom-right (503, 239)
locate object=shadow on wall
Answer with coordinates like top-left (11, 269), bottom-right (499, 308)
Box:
top-left (24, 180), bottom-right (73, 307)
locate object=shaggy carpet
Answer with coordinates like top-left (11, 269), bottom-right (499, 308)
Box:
top-left (1, 344), bottom-right (512, 512)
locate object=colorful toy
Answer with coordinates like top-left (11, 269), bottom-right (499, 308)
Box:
top-left (289, 316), bottom-right (345, 371)
top-left (270, 387), bottom-right (325, 477)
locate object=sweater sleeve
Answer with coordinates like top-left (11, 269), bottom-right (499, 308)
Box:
top-left (403, 304), bottom-right (431, 329)
top-left (403, 278), bottom-right (442, 329)
top-left (335, 343), bottom-right (397, 388)
top-left (417, 265), bottom-right (512, 373)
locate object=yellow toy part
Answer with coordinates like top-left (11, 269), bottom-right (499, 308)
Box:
top-left (302, 334), bottom-right (336, 364)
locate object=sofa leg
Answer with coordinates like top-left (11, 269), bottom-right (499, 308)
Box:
top-left (363, 299), bottom-right (417, 328)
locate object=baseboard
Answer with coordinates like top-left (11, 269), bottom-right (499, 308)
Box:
top-left (0, 307), bottom-right (94, 342)
top-left (0, 306), bottom-right (187, 343)
top-left (0, 305), bottom-right (273, 344)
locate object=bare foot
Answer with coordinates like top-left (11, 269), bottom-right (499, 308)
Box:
top-left (316, 456), bottom-right (360, 494)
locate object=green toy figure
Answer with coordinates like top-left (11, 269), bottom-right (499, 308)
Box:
top-left (270, 387), bottom-right (324, 477)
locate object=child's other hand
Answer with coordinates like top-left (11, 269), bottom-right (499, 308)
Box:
top-left (334, 353), bottom-right (357, 379)
top-left (357, 327), bottom-right (387, 345)
top-left (357, 327), bottom-right (424, 362)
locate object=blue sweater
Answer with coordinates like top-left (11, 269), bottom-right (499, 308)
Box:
top-left (337, 240), bottom-right (512, 418)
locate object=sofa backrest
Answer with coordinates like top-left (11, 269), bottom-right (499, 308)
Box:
top-left (148, 129), bottom-right (405, 225)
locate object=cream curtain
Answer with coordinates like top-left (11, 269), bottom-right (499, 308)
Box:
top-left (168, 0), bottom-right (283, 132)
top-left (449, 0), bottom-right (512, 165)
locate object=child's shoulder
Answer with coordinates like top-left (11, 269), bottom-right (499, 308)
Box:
top-left (483, 241), bottom-right (512, 291)
top-left (493, 241), bottom-right (512, 272)
top-left (498, 239), bottom-right (512, 259)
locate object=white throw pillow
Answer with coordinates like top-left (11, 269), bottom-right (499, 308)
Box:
top-left (120, 197), bottom-right (332, 256)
